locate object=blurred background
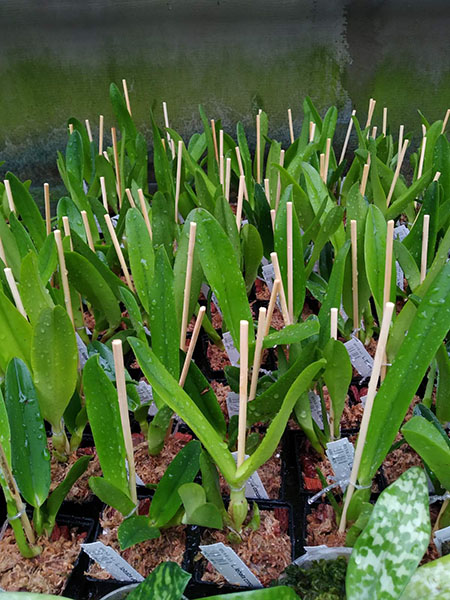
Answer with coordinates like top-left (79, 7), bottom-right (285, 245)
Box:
top-left (1, 0), bottom-right (449, 187)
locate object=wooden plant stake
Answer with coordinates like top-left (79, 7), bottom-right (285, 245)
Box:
top-left (339, 301), bottom-right (395, 533)
top-left (98, 115), bottom-right (104, 155)
top-left (100, 176), bottom-right (109, 211)
top-left (112, 339), bottom-right (138, 505)
top-left (433, 171), bottom-right (441, 182)
top-left (162, 102), bottom-right (175, 158)
top-left (125, 188), bottom-right (136, 208)
top-left (44, 183), bottom-right (51, 235)
top-left (319, 153), bottom-right (326, 182)
top-left (103, 151), bottom-right (111, 163)
top-left (62, 216), bottom-right (73, 251)
top-left (382, 107), bottom-right (387, 136)
top-left (256, 113), bottom-right (261, 184)
top-left (350, 220), bottom-right (359, 337)
top-left (381, 220), bottom-right (394, 381)
top-left (270, 251), bottom-right (290, 326)
top-left (324, 138), bottom-right (331, 182)
top-left (81, 210), bottom-right (95, 252)
top-left (371, 126), bottom-right (377, 139)
top-left (179, 306), bottom-right (206, 388)
top-left (111, 127), bottom-right (122, 205)
top-left (104, 214), bottom-right (134, 291)
top-left (417, 136), bottom-right (427, 180)
top-left (138, 189), bottom-right (153, 240)
top-left (122, 79), bottom-right (132, 115)
top-left (339, 109), bottom-right (356, 164)
top-left (442, 109), bottom-right (450, 134)
top-left (270, 209), bottom-right (276, 230)
top-left (264, 178), bottom-right (270, 205)
top-left (264, 278), bottom-right (281, 337)
top-left (68, 123), bottom-right (74, 134)
top-left (249, 307), bottom-right (267, 402)
top-left (288, 108), bottom-right (294, 144)
top-left (225, 157), bottom-right (231, 202)
top-left (0, 237), bottom-right (7, 266)
top-left (309, 121), bottom-right (316, 143)
top-left (398, 124), bottom-right (404, 155)
top-left (175, 140), bottom-right (183, 223)
top-left (54, 229), bottom-right (74, 326)
top-left (4, 268), bottom-right (27, 319)
top-left (359, 158), bottom-right (370, 196)
top-left (219, 129), bottom-right (224, 188)
top-left (386, 138), bottom-right (409, 207)
top-left (235, 146), bottom-right (249, 201)
top-left (329, 307), bottom-right (338, 439)
top-left (180, 222), bottom-right (197, 352)
top-left (85, 119), bottom-right (93, 142)
top-left (365, 98), bottom-right (376, 130)
top-left (3, 179), bottom-right (15, 214)
top-left (211, 119), bottom-right (219, 163)
top-left (286, 201), bottom-right (294, 324)
top-left (420, 214), bottom-right (430, 284)
top-left (236, 175), bottom-right (245, 229)
top-left (237, 320), bottom-right (249, 468)
top-left (275, 149), bottom-right (285, 210)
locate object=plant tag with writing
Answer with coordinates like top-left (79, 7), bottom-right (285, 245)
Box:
top-left (344, 337), bottom-right (373, 379)
top-left (309, 391), bottom-right (324, 429)
top-left (396, 261), bottom-right (405, 291)
top-left (326, 439), bottom-right (355, 492)
top-left (433, 526), bottom-right (450, 556)
top-left (293, 545), bottom-right (352, 567)
top-left (226, 392), bottom-right (240, 418)
top-left (82, 542), bottom-right (144, 582)
top-left (394, 224), bottom-right (409, 242)
top-left (200, 542), bottom-right (263, 587)
top-left (231, 451), bottom-right (269, 499)
top-left (76, 333), bottom-right (89, 368)
top-left (223, 332), bottom-right (240, 367)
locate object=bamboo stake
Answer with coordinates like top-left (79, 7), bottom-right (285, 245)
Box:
top-left (179, 306), bottom-right (206, 388)
top-left (85, 119), bottom-right (93, 142)
top-left (211, 119), bottom-right (219, 164)
top-left (270, 252), bottom-right (290, 326)
top-left (162, 102), bottom-right (175, 158)
top-left (4, 179), bottom-right (15, 214)
top-left (235, 146), bottom-right (249, 201)
top-left (219, 129), bottom-right (224, 188)
top-left (359, 158), bottom-right (370, 196)
top-left (420, 214), bottom-right (430, 284)
top-left (339, 301), bottom-right (395, 532)
top-left (249, 307), bottom-right (267, 402)
top-left (329, 307), bottom-right (338, 440)
top-left (236, 175), bottom-right (245, 229)
top-left (371, 126), bottom-right (377, 139)
top-left (122, 79), bottom-right (132, 115)
top-left (319, 153), bottom-right (326, 183)
top-left (225, 157), bottom-right (231, 202)
top-left (175, 140), bottom-right (183, 223)
top-left (81, 210), bottom-right (95, 252)
top-left (54, 229), bottom-right (74, 326)
top-left (62, 216), bottom-right (73, 251)
top-left (324, 138), bottom-right (331, 182)
top-left (112, 339), bottom-right (137, 505)
top-left (264, 278), bottom-right (281, 337)
top-left (365, 98), bottom-right (376, 129)
top-left (381, 220), bottom-right (394, 381)
top-left (111, 127), bottom-right (122, 206)
top-left (104, 214), bottom-right (134, 291)
top-left (161, 138), bottom-right (166, 151)
top-left (44, 183), bottom-right (51, 235)
top-left (433, 171), bottom-right (441, 182)
top-left (4, 268), bottom-right (27, 319)
top-left (103, 151), bottom-right (110, 162)
top-left (339, 109), bottom-right (356, 164)
top-left (382, 107), bottom-right (387, 136)
top-left (288, 108), bottom-right (294, 144)
top-left (386, 139), bottom-right (409, 206)
top-left (68, 123), bottom-right (74, 134)
top-left (237, 320), bottom-right (249, 468)
top-left (256, 113), bottom-right (261, 184)
top-left (0, 238), bottom-right (7, 265)
top-left (442, 109), bottom-right (450, 134)
top-left (98, 115), bottom-right (104, 155)
top-left (417, 136), bottom-right (427, 180)
top-left (100, 176), bottom-right (109, 211)
top-left (286, 201), bottom-right (294, 324)
top-left (264, 178), bottom-right (270, 205)
top-left (180, 222), bottom-right (197, 351)
top-left (138, 189), bottom-right (153, 240)
top-left (275, 149), bottom-right (285, 210)
top-left (350, 220), bottom-right (359, 336)
top-left (398, 125), bottom-right (404, 155)
top-left (270, 209), bottom-right (276, 230)
top-left (125, 188), bottom-right (136, 208)
top-left (309, 121), bottom-right (316, 143)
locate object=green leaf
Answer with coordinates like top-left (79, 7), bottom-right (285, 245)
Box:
top-left (214, 194), bottom-right (241, 264)
top-left (436, 343), bottom-right (450, 423)
top-left (346, 468), bottom-right (430, 600)
top-left (149, 109), bottom-right (173, 196)
top-left (179, 482), bottom-right (223, 529)
top-left (192, 209), bottom-right (254, 353)
top-left (0, 388), bottom-right (11, 465)
top-left (9, 213), bottom-right (37, 259)
top-left (364, 204), bottom-right (390, 318)
top-left (399, 554), bottom-right (450, 599)
top-left (5, 358), bottom-right (50, 507)
top-left (19, 253), bottom-right (54, 324)
top-left (5, 172), bottom-right (46, 249)
top-left (0, 216), bottom-right (21, 279)
top-left (152, 191), bottom-right (176, 259)
top-left (150, 440), bottom-right (201, 527)
top-left (204, 587), bottom-right (300, 599)
top-left (0, 288), bottom-right (32, 375)
top-left (241, 223), bottom-right (263, 294)
top-left (386, 169), bottom-right (434, 220)
top-left (89, 477), bottom-right (135, 515)
top-left (83, 356), bottom-right (130, 497)
top-left (38, 234), bottom-right (58, 285)
top-left (118, 515), bottom-right (161, 549)
top-left (31, 306), bottom-right (78, 427)
top-left (305, 206), bottom-right (344, 278)
top-left (199, 450), bottom-right (225, 513)
top-left (65, 251), bottom-right (122, 328)
top-left (263, 319), bottom-right (319, 348)
top-left (402, 416), bottom-right (450, 490)
top-left (126, 208), bottom-right (154, 313)
top-left (394, 240), bottom-right (420, 291)
top-left (323, 339), bottom-right (352, 438)
top-left (127, 561), bottom-right (191, 600)
top-left (57, 196), bottom-right (85, 242)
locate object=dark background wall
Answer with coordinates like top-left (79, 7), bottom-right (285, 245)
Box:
top-left (1, 0), bottom-right (449, 185)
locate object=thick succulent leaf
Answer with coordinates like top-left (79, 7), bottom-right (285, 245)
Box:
top-left (241, 223), bottom-right (263, 293)
top-left (263, 319), bottom-right (319, 348)
top-left (436, 343), bottom-right (450, 423)
top-left (88, 477), bottom-right (135, 516)
top-left (399, 554), bottom-right (450, 599)
top-left (118, 515), bottom-right (161, 550)
top-left (5, 172), bottom-right (46, 249)
top-left (127, 561), bottom-right (191, 600)
top-left (0, 288), bottom-right (32, 374)
top-left (19, 252), bottom-right (54, 324)
top-left (203, 589), bottom-right (300, 600)
top-left (5, 358), bottom-right (50, 508)
top-left (214, 193), bottom-right (241, 264)
top-left (346, 468), bottom-right (430, 600)
top-left (126, 207), bottom-right (154, 314)
top-left (179, 482), bottom-right (223, 529)
top-left (31, 306), bottom-right (78, 427)
top-left (323, 338), bottom-right (352, 438)
top-left (57, 196), bottom-right (86, 242)
top-left (0, 388), bottom-right (11, 465)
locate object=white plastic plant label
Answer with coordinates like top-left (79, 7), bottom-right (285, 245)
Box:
top-left (344, 336), bottom-right (373, 379)
top-left (199, 542), bottom-right (263, 587)
top-left (82, 542), bottom-right (144, 582)
top-left (360, 395), bottom-right (368, 407)
top-left (326, 439), bottom-right (355, 492)
top-left (231, 451), bottom-right (269, 499)
top-left (309, 391), bottom-right (324, 429)
top-left (136, 380), bottom-right (153, 404)
top-left (293, 545), bottom-right (352, 567)
top-left (223, 332), bottom-right (240, 367)
top-left (396, 261), bottom-right (405, 291)
top-left (262, 263), bottom-right (275, 292)
top-left (394, 224), bottom-right (409, 242)
top-left (76, 333), bottom-right (89, 368)
top-left (110, 214), bottom-right (120, 228)
top-left (226, 392), bottom-right (240, 418)
top-left (433, 526), bottom-right (450, 556)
